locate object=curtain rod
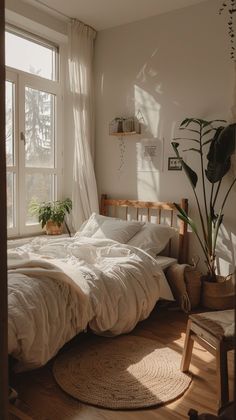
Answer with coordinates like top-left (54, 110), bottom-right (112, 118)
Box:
top-left (32, 0), bottom-right (96, 32)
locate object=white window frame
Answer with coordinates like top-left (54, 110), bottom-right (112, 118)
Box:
top-left (6, 28), bottom-right (63, 238)
top-left (6, 71), bottom-right (18, 237)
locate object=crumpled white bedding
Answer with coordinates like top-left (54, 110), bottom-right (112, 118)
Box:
top-left (8, 236), bottom-right (173, 371)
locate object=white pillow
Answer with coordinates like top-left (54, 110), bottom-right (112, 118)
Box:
top-left (76, 213), bottom-right (143, 243)
top-left (127, 222), bottom-right (177, 256)
top-left (75, 214), bottom-right (101, 238)
top-left (154, 256), bottom-right (177, 271)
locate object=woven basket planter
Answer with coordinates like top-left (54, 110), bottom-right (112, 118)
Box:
top-left (184, 268), bottom-right (202, 309)
top-left (201, 275), bottom-right (235, 310)
top-left (45, 221), bottom-right (63, 235)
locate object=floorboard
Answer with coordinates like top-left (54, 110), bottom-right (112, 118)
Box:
top-left (10, 306), bottom-right (234, 419)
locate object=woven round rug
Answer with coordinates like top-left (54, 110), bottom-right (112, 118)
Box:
top-left (53, 335), bottom-right (192, 410)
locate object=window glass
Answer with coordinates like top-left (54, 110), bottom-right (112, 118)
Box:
top-left (25, 87), bottom-right (55, 168)
top-left (7, 172), bottom-right (15, 229)
top-left (5, 80), bottom-right (14, 166)
top-left (6, 31), bottom-right (57, 81)
top-left (26, 173), bottom-right (55, 225)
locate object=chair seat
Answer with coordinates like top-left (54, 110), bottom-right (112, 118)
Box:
top-left (182, 309), bottom-right (234, 411)
top-left (190, 310), bottom-right (234, 342)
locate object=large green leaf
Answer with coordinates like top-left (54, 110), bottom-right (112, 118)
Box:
top-left (185, 118), bottom-right (224, 127)
top-left (177, 214), bottom-right (198, 233)
top-left (206, 125), bottom-right (235, 183)
top-left (180, 118), bottom-right (194, 127)
top-left (174, 202), bottom-right (188, 218)
top-left (215, 124), bottom-right (236, 163)
top-left (179, 128), bottom-right (200, 135)
top-left (202, 138), bottom-right (214, 146)
top-left (173, 137), bottom-right (200, 143)
top-left (200, 119), bottom-right (226, 127)
top-left (182, 148), bottom-right (201, 154)
top-left (174, 202), bottom-right (198, 233)
top-left (202, 127), bottom-right (221, 137)
top-left (179, 118), bottom-right (206, 128)
top-left (210, 204), bottom-right (217, 223)
top-left (206, 159), bottom-right (230, 183)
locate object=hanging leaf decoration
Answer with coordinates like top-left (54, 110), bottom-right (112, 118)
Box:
top-left (219, 0), bottom-right (236, 60)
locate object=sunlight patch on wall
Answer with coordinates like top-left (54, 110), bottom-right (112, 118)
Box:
top-left (216, 226), bottom-right (235, 276)
top-left (137, 172), bottom-right (161, 201)
top-left (134, 84), bottom-right (161, 137)
top-left (100, 73), bottom-right (104, 95)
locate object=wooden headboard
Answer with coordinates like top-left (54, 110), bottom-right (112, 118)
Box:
top-left (100, 194), bottom-right (188, 264)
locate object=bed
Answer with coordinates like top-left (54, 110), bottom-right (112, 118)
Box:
top-left (8, 195), bottom-right (188, 372)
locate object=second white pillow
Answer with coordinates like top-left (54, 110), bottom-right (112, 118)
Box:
top-left (76, 213), bottom-right (143, 244)
top-left (127, 223), bottom-right (177, 256)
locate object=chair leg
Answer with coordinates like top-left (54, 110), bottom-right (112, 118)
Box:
top-left (181, 319), bottom-right (194, 372)
top-left (216, 341), bottom-right (229, 412)
top-left (188, 409), bottom-right (199, 419)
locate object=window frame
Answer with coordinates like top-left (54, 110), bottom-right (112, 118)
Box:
top-left (5, 23), bottom-right (59, 82)
top-left (5, 27), bottom-right (63, 238)
top-left (6, 71), bottom-right (18, 237)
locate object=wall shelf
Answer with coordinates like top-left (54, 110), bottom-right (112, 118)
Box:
top-left (109, 117), bottom-right (141, 136)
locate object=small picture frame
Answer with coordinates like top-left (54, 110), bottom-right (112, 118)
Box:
top-left (168, 157), bottom-right (182, 171)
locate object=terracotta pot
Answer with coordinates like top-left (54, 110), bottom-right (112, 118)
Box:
top-left (45, 221), bottom-right (63, 235)
top-left (201, 275), bottom-right (235, 310)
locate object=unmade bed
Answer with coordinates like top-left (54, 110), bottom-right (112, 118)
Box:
top-left (8, 195), bottom-right (188, 372)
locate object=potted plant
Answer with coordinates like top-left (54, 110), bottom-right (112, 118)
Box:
top-left (29, 198), bottom-right (72, 236)
top-left (172, 118), bottom-right (236, 309)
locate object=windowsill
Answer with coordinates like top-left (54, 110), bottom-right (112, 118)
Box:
top-left (7, 233), bottom-right (70, 249)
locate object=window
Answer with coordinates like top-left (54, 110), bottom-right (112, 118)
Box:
top-left (5, 26), bottom-right (62, 236)
top-left (5, 27), bottom-right (58, 81)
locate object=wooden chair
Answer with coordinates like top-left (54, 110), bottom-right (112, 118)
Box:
top-left (181, 310), bottom-right (234, 411)
top-left (188, 402), bottom-right (235, 419)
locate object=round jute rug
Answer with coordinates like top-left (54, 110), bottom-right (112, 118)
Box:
top-left (53, 335), bottom-right (192, 410)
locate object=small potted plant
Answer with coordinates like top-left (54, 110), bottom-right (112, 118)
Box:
top-left (29, 198), bottom-right (72, 236)
top-left (172, 118), bottom-right (236, 309)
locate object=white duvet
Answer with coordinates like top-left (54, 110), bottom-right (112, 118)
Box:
top-left (8, 236), bottom-right (173, 371)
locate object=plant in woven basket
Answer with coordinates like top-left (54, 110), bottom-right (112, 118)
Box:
top-left (29, 198), bottom-right (72, 235)
top-left (172, 118), bottom-right (236, 283)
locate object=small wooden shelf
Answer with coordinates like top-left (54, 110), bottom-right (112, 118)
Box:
top-left (110, 131), bottom-right (140, 136)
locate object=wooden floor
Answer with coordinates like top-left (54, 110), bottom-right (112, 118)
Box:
top-left (9, 306), bottom-right (234, 420)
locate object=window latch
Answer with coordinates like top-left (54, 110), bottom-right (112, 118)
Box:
top-left (20, 132), bottom-right (25, 145)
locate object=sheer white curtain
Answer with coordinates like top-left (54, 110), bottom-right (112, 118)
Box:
top-left (68, 19), bottom-right (99, 231)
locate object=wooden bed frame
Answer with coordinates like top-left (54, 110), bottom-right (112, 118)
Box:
top-left (100, 194), bottom-right (188, 264)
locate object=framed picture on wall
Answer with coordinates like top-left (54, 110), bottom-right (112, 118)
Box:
top-left (137, 138), bottom-right (163, 172)
top-left (168, 157), bottom-right (182, 171)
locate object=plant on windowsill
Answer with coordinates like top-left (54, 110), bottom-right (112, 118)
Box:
top-left (172, 118), bottom-right (236, 309)
top-left (29, 198), bottom-right (72, 236)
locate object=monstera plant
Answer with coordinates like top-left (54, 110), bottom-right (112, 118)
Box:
top-left (172, 118), bottom-right (236, 283)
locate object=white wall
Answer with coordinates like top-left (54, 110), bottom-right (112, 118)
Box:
top-left (94, 0), bottom-right (236, 273)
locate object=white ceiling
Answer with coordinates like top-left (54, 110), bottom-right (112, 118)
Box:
top-left (23, 0), bottom-right (208, 31)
